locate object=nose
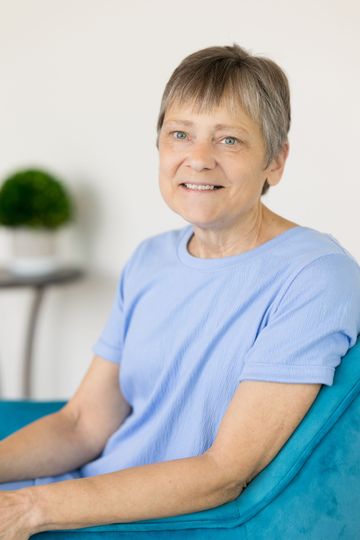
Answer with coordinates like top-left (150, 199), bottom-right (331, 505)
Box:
top-left (185, 140), bottom-right (216, 171)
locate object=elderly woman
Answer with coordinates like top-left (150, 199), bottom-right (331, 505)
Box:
top-left (1, 43), bottom-right (360, 537)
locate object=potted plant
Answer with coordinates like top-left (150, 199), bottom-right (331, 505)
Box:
top-left (0, 167), bottom-right (74, 275)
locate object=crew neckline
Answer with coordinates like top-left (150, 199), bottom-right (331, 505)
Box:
top-left (177, 224), bottom-right (309, 270)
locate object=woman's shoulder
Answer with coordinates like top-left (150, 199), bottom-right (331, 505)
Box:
top-left (121, 226), bottom-right (188, 277)
top-left (289, 225), bottom-right (359, 267)
top-left (261, 216), bottom-right (360, 306)
top-left (272, 224), bottom-right (360, 316)
top-left (131, 226), bottom-right (188, 257)
top-left (267, 210), bottom-right (356, 263)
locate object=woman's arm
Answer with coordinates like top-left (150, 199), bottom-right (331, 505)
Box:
top-left (0, 356), bottom-right (131, 482)
top-left (0, 406), bottom-right (92, 483)
top-left (1, 451), bottom-right (238, 536)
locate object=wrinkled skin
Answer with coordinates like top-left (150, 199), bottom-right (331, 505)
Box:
top-left (0, 490), bottom-right (37, 540)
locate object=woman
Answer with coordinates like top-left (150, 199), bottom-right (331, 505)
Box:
top-left (1, 43), bottom-right (360, 537)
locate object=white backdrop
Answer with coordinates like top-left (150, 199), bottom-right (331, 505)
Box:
top-left (0, 0), bottom-right (359, 399)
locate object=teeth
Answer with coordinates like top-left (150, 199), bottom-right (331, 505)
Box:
top-left (184, 183), bottom-right (215, 190)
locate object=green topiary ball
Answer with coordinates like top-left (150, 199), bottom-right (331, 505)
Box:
top-left (0, 168), bottom-right (73, 230)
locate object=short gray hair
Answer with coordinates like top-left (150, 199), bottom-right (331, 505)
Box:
top-left (156, 43), bottom-right (291, 196)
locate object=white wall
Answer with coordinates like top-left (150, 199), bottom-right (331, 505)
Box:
top-left (0, 0), bottom-right (359, 399)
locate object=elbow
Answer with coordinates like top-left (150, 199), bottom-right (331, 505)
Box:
top-left (227, 478), bottom-right (248, 501)
top-left (57, 406), bottom-right (105, 462)
top-left (219, 480), bottom-right (245, 505)
top-left (203, 451), bottom-right (247, 504)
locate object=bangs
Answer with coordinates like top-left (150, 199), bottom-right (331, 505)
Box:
top-left (159, 67), bottom-right (262, 131)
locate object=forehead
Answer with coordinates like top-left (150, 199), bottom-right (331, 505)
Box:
top-left (163, 99), bottom-right (260, 137)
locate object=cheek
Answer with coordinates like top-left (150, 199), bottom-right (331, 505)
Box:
top-left (158, 159), bottom-right (177, 192)
top-left (225, 158), bottom-right (263, 182)
top-left (159, 151), bottom-right (181, 175)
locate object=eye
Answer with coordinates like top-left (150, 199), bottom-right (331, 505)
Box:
top-left (171, 130), bottom-right (188, 140)
top-left (221, 136), bottom-right (239, 145)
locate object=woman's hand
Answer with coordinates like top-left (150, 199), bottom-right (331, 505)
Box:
top-left (0, 489), bottom-right (39, 540)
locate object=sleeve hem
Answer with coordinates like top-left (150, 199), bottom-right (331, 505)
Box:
top-left (239, 362), bottom-right (334, 386)
top-left (91, 339), bottom-right (122, 364)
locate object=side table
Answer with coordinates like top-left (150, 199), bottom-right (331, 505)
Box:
top-left (0, 266), bottom-right (85, 398)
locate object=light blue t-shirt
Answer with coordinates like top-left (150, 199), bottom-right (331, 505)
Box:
top-left (3, 224), bottom-right (359, 490)
top-left (80, 224), bottom-right (360, 477)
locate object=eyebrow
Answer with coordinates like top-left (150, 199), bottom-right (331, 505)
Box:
top-left (163, 119), bottom-right (249, 135)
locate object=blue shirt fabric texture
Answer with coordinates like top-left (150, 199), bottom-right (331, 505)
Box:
top-left (2, 223), bottom-right (360, 490)
top-left (80, 224), bottom-right (360, 477)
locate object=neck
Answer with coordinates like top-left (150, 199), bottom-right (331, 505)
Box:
top-left (188, 204), bottom-right (296, 259)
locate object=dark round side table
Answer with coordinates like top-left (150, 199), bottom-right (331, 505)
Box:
top-left (0, 266), bottom-right (85, 398)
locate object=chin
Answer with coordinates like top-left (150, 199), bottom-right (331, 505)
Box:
top-left (180, 213), bottom-right (223, 229)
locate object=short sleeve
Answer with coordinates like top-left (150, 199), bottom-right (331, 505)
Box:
top-left (91, 270), bottom-right (125, 364)
top-left (239, 253), bottom-right (360, 386)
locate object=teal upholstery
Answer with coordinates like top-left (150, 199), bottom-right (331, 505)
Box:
top-left (1, 338), bottom-right (360, 539)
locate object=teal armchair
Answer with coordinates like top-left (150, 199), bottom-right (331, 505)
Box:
top-left (1, 338), bottom-right (360, 539)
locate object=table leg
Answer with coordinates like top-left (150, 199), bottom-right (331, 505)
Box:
top-left (23, 285), bottom-right (45, 398)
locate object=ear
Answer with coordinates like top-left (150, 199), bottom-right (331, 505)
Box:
top-left (266, 142), bottom-right (289, 187)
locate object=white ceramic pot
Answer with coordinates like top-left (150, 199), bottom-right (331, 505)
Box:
top-left (10, 228), bottom-right (58, 275)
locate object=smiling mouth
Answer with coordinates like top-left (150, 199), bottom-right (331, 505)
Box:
top-left (180, 183), bottom-right (224, 191)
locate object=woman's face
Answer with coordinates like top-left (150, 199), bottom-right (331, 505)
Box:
top-left (158, 100), bottom-right (288, 232)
